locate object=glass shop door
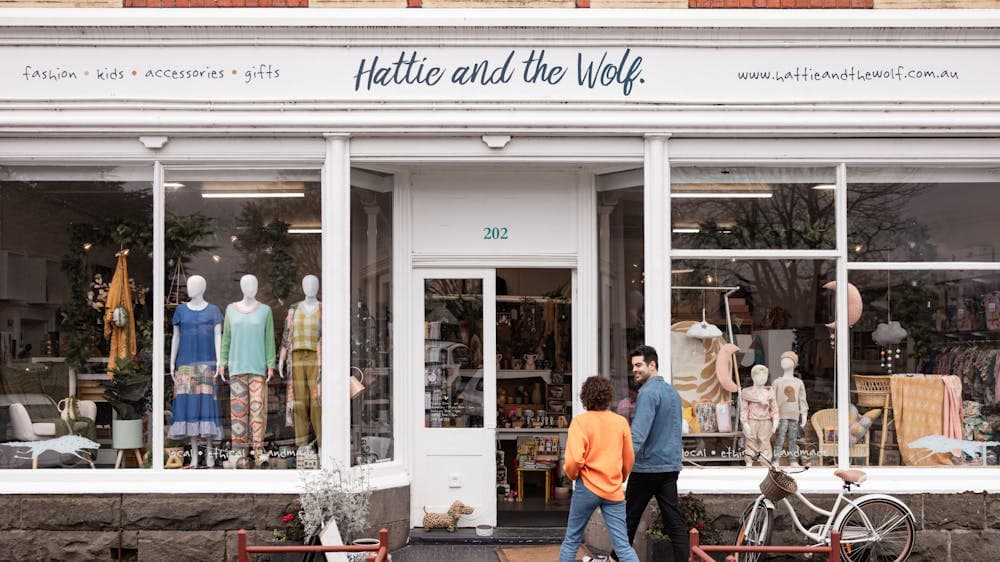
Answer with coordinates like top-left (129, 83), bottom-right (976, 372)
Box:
top-left (411, 269), bottom-right (497, 529)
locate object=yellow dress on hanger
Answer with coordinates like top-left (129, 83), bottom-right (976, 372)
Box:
top-left (104, 252), bottom-right (137, 376)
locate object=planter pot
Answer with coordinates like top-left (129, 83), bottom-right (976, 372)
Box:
top-left (348, 538), bottom-right (388, 562)
top-left (112, 419), bottom-right (144, 449)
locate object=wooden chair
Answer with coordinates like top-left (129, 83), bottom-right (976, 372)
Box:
top-left (811, 408), bottom-right (869, 466)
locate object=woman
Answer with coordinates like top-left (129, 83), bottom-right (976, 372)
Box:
top-left (559, 376), bottom-right (639, 562)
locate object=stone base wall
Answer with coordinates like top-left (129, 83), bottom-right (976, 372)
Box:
top-left (584, 491), bottom-right (1000, 562)
top-left (0, 486), bottom-right (409, 562)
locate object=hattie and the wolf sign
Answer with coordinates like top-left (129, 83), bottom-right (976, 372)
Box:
top-left (352, 48), bottom-right (645, 96)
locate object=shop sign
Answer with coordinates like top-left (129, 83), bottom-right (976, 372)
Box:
top-left (2, 45), bottom-right (989, 103)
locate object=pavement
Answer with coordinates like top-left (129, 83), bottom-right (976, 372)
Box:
top-left (389, 527), bottom-right (611, 561)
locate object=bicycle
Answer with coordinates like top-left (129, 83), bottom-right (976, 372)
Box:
top-left (736, 446), bottom-right (916, 562)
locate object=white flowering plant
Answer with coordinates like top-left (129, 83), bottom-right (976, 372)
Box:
top-left (298, 462), bottom-right (373, 543)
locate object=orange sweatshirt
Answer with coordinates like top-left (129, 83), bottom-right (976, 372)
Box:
top-left (562, 410), bottom-right (635, 501)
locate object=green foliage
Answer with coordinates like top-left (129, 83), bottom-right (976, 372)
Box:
top-left (99, 355), bottom-right (152, 420)
top-left (236, 205), bottom-right (299, 302)
top-left (648, 492), bottom-right (722, 545)
top-left (165, 213), bottom-right (216, 266)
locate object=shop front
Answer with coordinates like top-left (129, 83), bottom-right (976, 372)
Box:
top-left (3, 9), bottom-right (1000, 559)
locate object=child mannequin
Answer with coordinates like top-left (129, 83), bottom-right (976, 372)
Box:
top-left (772, 351), bottom-right (808, 466)
top-left (741, 365), bottom-right (779, 467)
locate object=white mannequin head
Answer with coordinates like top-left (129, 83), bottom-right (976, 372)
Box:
top-left (302, 275), bottom-right (319, 298)
top-left (187, 275), bottom-right (207, 300)
top-left (780, 351), bottom-right (798, 375)
top-left (751, 365), bottom-right (769, 387)
top-left (240, 274), bottom-right (258, 300)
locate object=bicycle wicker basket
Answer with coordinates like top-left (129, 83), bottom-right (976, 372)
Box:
top-left (760, 469), bottom-right (798, 502)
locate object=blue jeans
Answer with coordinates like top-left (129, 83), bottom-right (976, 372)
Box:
top-left (560, 481), bottom-right (639, 562)
top-left (773, 418), bottom-right (800, 461)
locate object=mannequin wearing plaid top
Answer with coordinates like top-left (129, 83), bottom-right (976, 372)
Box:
top-left (279, 275), bottom-right (322, 448)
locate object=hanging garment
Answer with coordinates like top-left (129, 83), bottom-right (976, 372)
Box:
top-left (104, 252), bottom-right (137, 376)
top-left (168, 303), bottom-right (224, 440)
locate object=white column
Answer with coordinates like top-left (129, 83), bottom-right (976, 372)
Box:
top-left (574, 171), bottom-right (599, 417)
top-left (644, 135), bottom-right (670, 376)
top-left (392, 170), bottom-right (412, 471)
top-left (323, 133), bottom-right (351, 468)
top-left (598, 197), bottom-right (616, 378)
top-left (151, 161), bottom-right (165, 470)
top-left (836, 163), bottom-right (850, 468)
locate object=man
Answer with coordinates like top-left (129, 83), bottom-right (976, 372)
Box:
top-left (615, 345), bottom-right (689, 562)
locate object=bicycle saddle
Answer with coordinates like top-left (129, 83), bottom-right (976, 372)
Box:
top-left (834, 468), bottom-right (867, 483)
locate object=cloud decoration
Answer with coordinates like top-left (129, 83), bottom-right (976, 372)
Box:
top-left (872, 321), bottom-right (908, 346)
top-left (687, 320), bottom-right (723, 339)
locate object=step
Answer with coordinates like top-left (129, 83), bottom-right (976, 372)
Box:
top-left (407, 526), bottom-right (565, 546)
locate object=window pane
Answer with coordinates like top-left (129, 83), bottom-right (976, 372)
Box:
top-left (350, 176), bottom-right (393, 466)
top-left (1, 168), bottom-right (153, 469)
top-left (671, 167), bottom-right (836, 250)
top-left (163, 172), bottom-right (321, 470)
top-left (596, 183), bottom-right (644, 422)
top-left (850, 269), bottom-right (1000, 467)
top-left (671, 259), bottom-right (837, 467)
top-left (848, 168), bottom-right (1000, 262)
top-left (423, 278), bottom-right (484, 429)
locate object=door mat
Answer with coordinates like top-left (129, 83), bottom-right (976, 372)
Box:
top-left (495, 544), bottom-right (591, 562)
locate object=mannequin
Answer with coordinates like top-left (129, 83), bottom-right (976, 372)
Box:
top-left (219, 274), bottom-right (276, 467)
top-left (741, 364), bottom-right (779, 467)
top-left (168, 275), bottom-right (224, 468)
top-left (772, 351), bottom-right (809, 466)
top-left (279, 275), bottom-right (322, 451)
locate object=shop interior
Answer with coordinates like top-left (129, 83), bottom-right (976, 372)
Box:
top-left (422, 268), bottom-right (574, 526)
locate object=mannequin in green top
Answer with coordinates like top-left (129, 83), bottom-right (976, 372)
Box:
top-left (218, 274), bottom-right (276, 466)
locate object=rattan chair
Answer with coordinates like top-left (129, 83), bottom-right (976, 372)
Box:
top-left (811, 408), bottom-right (870, 466)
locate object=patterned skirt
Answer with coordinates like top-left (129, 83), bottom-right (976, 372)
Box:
top-left (168, 363), bottom-right (224, 440)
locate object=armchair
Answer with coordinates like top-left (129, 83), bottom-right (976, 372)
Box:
top-left (812, 407), bottom-right (869, 466)
top-left (2, 393), bottom-right (96, 442)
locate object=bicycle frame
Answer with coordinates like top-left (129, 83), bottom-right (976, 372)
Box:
top-left (772, 489), bottom-right (872, 545)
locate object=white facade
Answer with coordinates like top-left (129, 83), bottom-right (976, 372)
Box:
top-left (2, 9), bottom-right (1000, 510)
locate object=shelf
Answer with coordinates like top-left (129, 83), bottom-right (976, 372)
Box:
top-left (497, 428), bottom-right (567, 433)
top-left (498, 369), bottom-right (552, 384)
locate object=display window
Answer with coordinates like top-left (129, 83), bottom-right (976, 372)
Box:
top-left (0, 168), bottom-right (153, 469)
top-left (596, 184), bottom-right (644, 421)
top-left (350, 177), bottom-right (394, 466)
top-left (848, 168), bottom-right (1000, 262)
top-left (162, 170), bottom-right (322, 470)
top-left (670, 259), bottom-right (837, 468)
top-left (848, 269), bottom-right (1000, 468)
top-left (670, 167), bottom-right (837, 251)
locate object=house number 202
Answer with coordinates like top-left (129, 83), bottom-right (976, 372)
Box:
top-left (483, 227), bottom-right (509, 240)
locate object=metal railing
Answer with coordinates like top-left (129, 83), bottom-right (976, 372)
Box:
top-left (689, 528), bottom-right (842, 562)
top-left (237, 528), bottom-right (389, 562)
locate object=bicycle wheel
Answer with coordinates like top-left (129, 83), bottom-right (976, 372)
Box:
top-left (736, 499), bottom-right (773, 562)
top-left (836, 498), bottom-right (915, 562)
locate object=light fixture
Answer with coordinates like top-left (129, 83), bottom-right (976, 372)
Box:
top-left (202, 192), bottom-right (304, 199)
top-left (670, 192), bottom-right (773, 199)
top-left (81, 242), bottom-right (93, 251)
top-left (164, 182), bottom-right (185, 190)
top-left (812, 184), bottom-right (836, 191)
top-left (230, 235), bottom-right (238, 243)
top-left (288, 228), bottom-right (322, 234)
top-left (211, 255), bottom-right (221, 263)
top-left (671, 268), bottom-right (695, 274)
top-left (672, 227), bottom-right (700, 234)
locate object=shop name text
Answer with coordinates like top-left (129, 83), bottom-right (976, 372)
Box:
top-left (353, 49), bottom-right (645, 96)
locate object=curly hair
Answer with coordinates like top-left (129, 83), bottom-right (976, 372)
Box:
top-left (580, 376), bottom-right (614, 411)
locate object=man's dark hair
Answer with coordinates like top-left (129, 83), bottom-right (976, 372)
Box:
top-left (630, 345), bottom-right (659, 370)
top-left (580, 376), bottom-right (614, 411)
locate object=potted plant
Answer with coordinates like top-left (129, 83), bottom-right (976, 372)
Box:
top-left (647, 493), bottom-right (724, 562)
top-left (298, 462), bottom-right (374, 561)
top-left (100, 355), bottom-right (152, 451)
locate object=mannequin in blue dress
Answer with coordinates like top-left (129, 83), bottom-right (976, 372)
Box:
top-left (169, 275), bottom-right (224, 468)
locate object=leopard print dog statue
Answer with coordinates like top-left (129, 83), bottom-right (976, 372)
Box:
top-left (422, 500), bottom-right (474, 532)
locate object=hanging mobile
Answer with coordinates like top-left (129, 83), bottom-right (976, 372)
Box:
top-left (872, 271), bottom-right (907, 374)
